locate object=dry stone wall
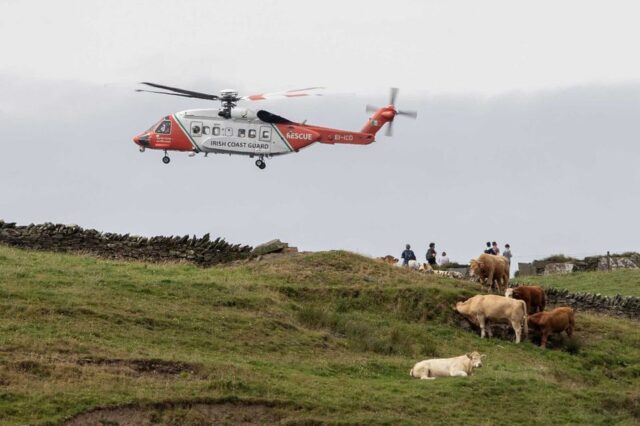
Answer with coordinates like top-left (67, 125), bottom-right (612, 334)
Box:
top-left (519, 252), bottom-right (640, 277)
top-left (0, 220), bottom-right (252, 267)
top-left (543, 287), bottom-right (640, 319)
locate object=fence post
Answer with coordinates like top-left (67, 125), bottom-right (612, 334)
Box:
top-left (607, 251), bottom-right (611, 271)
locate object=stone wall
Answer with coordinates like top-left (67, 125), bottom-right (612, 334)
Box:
top-left (0, 220), bottom-right (252, 267)
top-left (543, 287), bottom-right (640, 319)
top-left (518, 252), bottom-right (640, 277)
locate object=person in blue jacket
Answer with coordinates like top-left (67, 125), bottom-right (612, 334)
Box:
top-left (401, 244), bottom-right (416, 266)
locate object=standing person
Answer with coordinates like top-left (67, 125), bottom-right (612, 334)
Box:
top-left (439, 251), bottom-right (450, 266)
top-left (503, 244), bottom-right (512, 272)
top-left (401, 244), bottom-right (416, 266)
top-left (426, 242), bottom-right (437, 266)
top-left (484, 242), bottom-right (493, 254)
top-left (492, 242), bottom-right (500, 255)
top-left (503, 244), bottom-right (512, 261)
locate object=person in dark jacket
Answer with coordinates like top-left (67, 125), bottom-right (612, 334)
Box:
top-left (484, 242), bottom-right (493, 254)
top-left (426, 242), bottom-right (437, 266)
top-left (401, 244), bottom-right (416, 266)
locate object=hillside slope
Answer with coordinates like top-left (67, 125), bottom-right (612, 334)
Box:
top-left (0, 246), bottom-right (638, 425)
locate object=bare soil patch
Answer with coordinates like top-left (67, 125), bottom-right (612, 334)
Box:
top-left (64, 400), bottom-right (289, 425)
top-left (77, 357), bottom-right (197, 375)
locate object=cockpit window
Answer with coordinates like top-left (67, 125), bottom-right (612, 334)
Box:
top-left (155, 120), bottom-right (171, 134)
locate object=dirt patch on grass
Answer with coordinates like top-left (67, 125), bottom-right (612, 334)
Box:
top-left (77, 357), bottom-right (198, 375)
top-left (64, 399), bottom-right (291, 425)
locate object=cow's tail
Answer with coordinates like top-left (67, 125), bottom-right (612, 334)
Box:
top-left (521, 300), bottom-right (528, 337)
top-left (409, 368), bottom-right (414, 377)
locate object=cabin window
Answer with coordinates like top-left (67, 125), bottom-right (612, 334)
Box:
top-left (225, 128), bottom-right (233, 136)
top-left (238, 129), bottom-right (246, 138)
top-left (203, 126), bottom-right (210, 135)
top-left (191, 122), bottom-right (202, 136)
top-left (213, 126), bottom-right (221, 136)
top-left (155, 120), bottom-right (171, 134)
top-left (259, 126), bottom-right (271, 141)
top-left (248, 129), bottom-right (257, 138)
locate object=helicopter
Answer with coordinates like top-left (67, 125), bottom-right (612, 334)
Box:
top-left (133, 82), bottom-right (417, 169)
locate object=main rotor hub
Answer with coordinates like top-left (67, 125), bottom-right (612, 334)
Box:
top-left (220, 89), bottom-right (239, 100)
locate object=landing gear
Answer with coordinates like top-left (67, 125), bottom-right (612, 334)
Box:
top-left (139, 146), bottom-right (145, 153)
top-left (162, 150), bottom-right (170, 164)
top-left (255, 159), bottom-right (266, 170)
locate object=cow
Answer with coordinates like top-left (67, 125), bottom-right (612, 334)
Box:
top-left (527, 307), bottom-right (575, 349)
top-left (407, 260), bottom-right (421, 270)
top-left (409, 352), bottom-right (485, 380)
top-left (505, 285), bottom-right (546, 313)
top-left (380, 255), bottom-right (399, 265)
top-left (469, 253), bottom-right (510, 293)
top-left (455, 295), bottom-right (528, 343)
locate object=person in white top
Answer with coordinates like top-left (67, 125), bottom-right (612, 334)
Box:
top-left (439, 252), bottom-right (450, 266)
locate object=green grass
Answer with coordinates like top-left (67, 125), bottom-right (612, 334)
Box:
top-left (515, 268), bottom-right (640, 297)
top-left (0, 246), bottom-right (639, 425)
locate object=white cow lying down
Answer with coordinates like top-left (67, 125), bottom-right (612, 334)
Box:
top-left (409, 352), bottom-right (485, 380)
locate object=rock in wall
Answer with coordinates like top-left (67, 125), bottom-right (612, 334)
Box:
top-left (0, 220), bottom-right (252, 267)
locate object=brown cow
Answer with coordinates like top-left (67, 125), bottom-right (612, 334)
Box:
top-left (379, 255), bottom-right (399, 265)
top-left (505, 286), bottom-right (546, 313)
top-left (469, 254), bottom-right (510, 293)
top-left (527, 307), bottom-right (575, 348)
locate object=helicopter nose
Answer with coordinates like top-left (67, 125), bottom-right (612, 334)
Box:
top-left (133, 134), bottom-right (149, 146)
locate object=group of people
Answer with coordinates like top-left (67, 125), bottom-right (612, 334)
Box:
top-left (400, 241), bottom-right (513, 267)
top-left (484, 241), bottom-right (512, 263)
top-left (401, 242), bottom-right (449, 267)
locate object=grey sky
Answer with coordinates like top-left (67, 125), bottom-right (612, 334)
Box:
top-left (1, 1), bottom-right (639, 269)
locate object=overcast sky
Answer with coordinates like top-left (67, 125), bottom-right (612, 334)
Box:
top-left (1, 0), bottom-right (640, 268)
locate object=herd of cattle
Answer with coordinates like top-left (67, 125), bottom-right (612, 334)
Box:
top-left (379, 253), bottom-right (578, 380)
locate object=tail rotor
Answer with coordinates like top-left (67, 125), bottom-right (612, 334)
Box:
top-left (366, 88), bottom-right (417, 136)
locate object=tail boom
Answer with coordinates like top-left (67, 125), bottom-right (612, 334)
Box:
top-left (361, 106), bottom-right (397, 135)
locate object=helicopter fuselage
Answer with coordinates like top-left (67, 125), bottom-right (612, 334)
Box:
top-left (133, 106), bottom-right (394, 162)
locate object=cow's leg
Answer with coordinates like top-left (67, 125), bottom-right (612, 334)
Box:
top-left (477, 315), bottom-right (486, 338)
top-left (420, 368), bottom-right (435, 380)
top-left (485, 320), bottom-right (493, 338)
top-left (450, 370), bottom-right (468, 377)
top-left (540, 331), bottom-right (549, 348)
top-left (512, 319), bottom-right (522, 343)
top-left (487, 270), bottom-right (495, 293)
top-left (566, 325), bottom-right (574, 338)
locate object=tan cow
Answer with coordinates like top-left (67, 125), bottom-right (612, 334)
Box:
top-left (455, 295), bottom-right (528, 343)
top-left (528, 307), bottom-right (575, 348)
top-left (410, 352), bottom-right (485, 379)
top-left (469, 254), bottom-right (510, 293)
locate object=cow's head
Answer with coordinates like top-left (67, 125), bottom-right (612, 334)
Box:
top-left (505, 288), bottom-right (514, 298)
top-left (454, 299), bottom-right (471, 314)
top-left (466, 351), bottom-right (485, 368)
top-left (469, 259), bottom-right (482, 276)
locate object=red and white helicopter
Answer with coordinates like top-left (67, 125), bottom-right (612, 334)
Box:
top-left (133, 83), bottom-right (417, 169)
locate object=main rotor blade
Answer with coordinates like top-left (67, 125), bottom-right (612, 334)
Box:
top-left (135, 89), bottom-right (216, 101)
top-left (397, 109), bottom-right (418, 119)
top-left (365, 104), bottom-right (379, 113)
top-left (139, 82), bottom-right (219, 100)
top-left (385, 120), bottom-right (394, 137)
top-left (243, 87), bottom-right (325, 101)
top-left (389, 87), bottom-right (399, 106)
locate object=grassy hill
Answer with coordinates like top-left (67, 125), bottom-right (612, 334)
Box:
top-left (515, 269), bottom-right (640, 297)
top-left (0, 245), bottom-right (639, 425)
